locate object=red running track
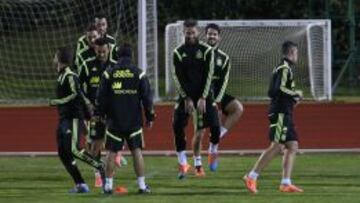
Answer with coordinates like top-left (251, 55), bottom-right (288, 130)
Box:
top-left (0, 103), bottom-right (359, 152)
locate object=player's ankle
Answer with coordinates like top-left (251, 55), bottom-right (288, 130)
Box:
top-left (248, 170), bottom-right (259, 180)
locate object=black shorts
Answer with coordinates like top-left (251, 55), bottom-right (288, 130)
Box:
top-left (173, 98), bottom-right (220, 130)
top-left (105, 128), bottom-right (144, 152)
top-left (220, 94), bottom-right (236, 115)
top-left (89, 120), bottom-right (106, 140)
top-left (268, 113), bottom-right (298, 144)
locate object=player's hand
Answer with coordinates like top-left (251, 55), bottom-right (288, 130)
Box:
top-left (83, 120), bottom-right (89, 135)
top-left (49, 99), bottom-right (57, 106)
top-left (184, 98), bottom-right (195, 114)
top-left (293, 90), bottom-right (303, 107)
top-left (197, 98), bottom-right (206, 114)
top-left (146, 121), bottom-right (153, 129)
top-left (91, 115), bottom-right (100, 122)
top-left (293, 90), bottom-right (301, 105)
top-left (217, 104), bottom-right (223, 119)
top-left (86, 103), bottom-right (95, 117)
top-left (215, 102), bottom-right (221, 111)
top-left (295, 90), bottom-right (303, 99)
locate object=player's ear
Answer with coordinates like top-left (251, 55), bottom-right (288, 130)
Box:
top-left (194, 27), bottom-right (199, 34)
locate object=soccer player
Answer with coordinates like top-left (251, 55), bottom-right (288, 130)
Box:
top-left (78, 37), bottom-right (116, 187)
top-left (74, 24), bottom-right (117, 74)
top-left (192, 23), bottom-right (244, 175)
top-left (76, 16), bottom-right (116, 56)
top-left (74, 24), bottom-right (100, 74)
top-left (50, 47), bottom-right (105, 193)
top-left (172, 19), bottom-right (220, 179)
top-left (94, 15), bottom-right (118, 62)
top-left (94, 15), bottom-right (116, 45)
top-left (97, 43), bottom-right (155, 194)
top-left (205, 23), bottom-right (243, 139)
top-left (243, 41), bottom-right (304, 194)
top-left (74, 25), bottom-right (102, 155)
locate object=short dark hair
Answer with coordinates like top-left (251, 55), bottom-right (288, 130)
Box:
top-left (282, 41), bottom-right (298, 56)
top-left (94, 37), bottom-right (109, 46)
top-left (117, 43), bottom-right (132, 58)
top-left (183, 19), bottom-right (197, 28)
top-left (56, 47), bottom-right (73, 65)
top-left (205, 23), bottom-right (221, 34)
top-left (86, 23), bottom-right (97, 32)
top-left (95, 14), bottom-right (107, 21)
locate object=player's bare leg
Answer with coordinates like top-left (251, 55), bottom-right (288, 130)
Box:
top-left (282, 141), bottom-right (298, 180)
top-left (105, 151), bottom-right (116, 179)
top-left (91, 139), bottom-right (104, 187)
top-left (207, 126), bottom-right (220, 171)
top-left (115, 148), bottom-right (127, 168)
top-left (253, 142), bottom-right (282, 173)
top-left (280, 141), bottom-right (303, 192)
top-left (192, 130), bottom-right (203, 157)
top-left (83, 121), bottom-right (92, 153)
top-left (104, 150), bottom-right (128, 194)
top-left (221, 100), bottom-right (243, 138)
top-left (131, 148), bottom-right (145, 178)
top-left (104, 151), bottom-right (116, 193)
top-left (91, 139), bottom-right (104, 157)
top-left (131, 148), bottom-right (150, 193)
top-left (192, 129), bottom-right (205, 177)
top-left (243, 142), bottom-right (282, 193)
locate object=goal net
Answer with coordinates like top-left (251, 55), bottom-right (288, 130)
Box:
top-left (165, 20), bottom-right (332, 101)
top-left (0, 0), bottom-right (158, 104)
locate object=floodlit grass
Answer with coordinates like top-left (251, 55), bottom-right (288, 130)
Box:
top-left (0, 154), bottom-right (360, 203)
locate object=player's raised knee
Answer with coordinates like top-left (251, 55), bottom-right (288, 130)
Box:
top-left (227, 100), bottom-right (244, 118)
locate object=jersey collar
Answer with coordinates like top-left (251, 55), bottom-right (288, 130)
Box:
top-left (283, 57), bottom-right (295, 66)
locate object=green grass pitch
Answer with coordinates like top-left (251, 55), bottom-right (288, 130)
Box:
top-left (0, 154), bottom-right (359, 203)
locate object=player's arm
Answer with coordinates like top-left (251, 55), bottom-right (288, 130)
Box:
top-left (78, 57), bottom-right (96, 96)
top-left (214, 56), bottom-right (231, 103)
top-left (109, 44), bottom-right (118, 63)
top-left (75, 36), bottom-right (87, 57)
top-left (77, 60), bottom-right (96, 112)
top-left (74, 51), bottom-right (85, 75)
top-left (106, 34), bottom-right (116, 45)
top-left (275, 68), bottom-right (301, 98)
top-left (201, 46), bottom-right (215, 99)
top-left (172, 49), bottom-right (188, 98)
top-left (96, 70), bottom-right (111, 118)
top-left (50, 74), bottom-right (79, 105)
top-left (78, 60), bottom-right (91, 100)
top-left (139, 71), bottom-right (155, 125)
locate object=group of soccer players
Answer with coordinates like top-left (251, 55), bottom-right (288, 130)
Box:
top-left (172, 20), bottom-right (303, 193)
top-left (172, 21), bottom-right (243, 179)
top-left (50, 17), bottom-right (304, 195)
top-left (51, 16), bottom-right (154, 194)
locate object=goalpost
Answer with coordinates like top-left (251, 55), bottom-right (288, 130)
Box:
top-left (0, 0), bottom-right (158, 104)
top-left (165, 20), bottom-right (332, 101)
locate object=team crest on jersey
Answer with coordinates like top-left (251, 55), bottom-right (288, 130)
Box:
top-left (216, 58), bottom-right (223, 67)
top-left (196, 50), bottom-right (203, 59)
top-left (112, 82), bottom-right (122, 89)
top-left (90, 76), bottom-right (100, 84)
top-left (92, 67), bottom-right (97, 71)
